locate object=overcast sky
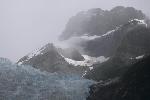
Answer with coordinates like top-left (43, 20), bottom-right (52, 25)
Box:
top-left (0, 0), bottom-right (150, 61)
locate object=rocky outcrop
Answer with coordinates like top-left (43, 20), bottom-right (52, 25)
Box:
top-left (59, 6), bottom-right (145, 40)
top-left (87, 55), bottom-right (150, 100)
top-left (83, 19), bottom-right (149, 57)
top-left (84, 20), bottom-right (150, 81)
top-left (17, 43), bottom-right (86, 75)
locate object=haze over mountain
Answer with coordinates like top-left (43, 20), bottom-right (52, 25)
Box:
top-left (0, 0), bottom-right (150, 99)
top-left (0, 3), bottom-right (150, 100)
top-left (17, 6), bottom-right (150, 80)
top-left (0, 0), bottom-right (150, 61)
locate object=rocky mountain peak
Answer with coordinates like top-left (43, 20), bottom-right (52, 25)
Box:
top-left (59, 6), bottom-right (145, 40)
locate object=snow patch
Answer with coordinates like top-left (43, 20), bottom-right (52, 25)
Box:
top-left (136, 55), bottom-right (145, 59)
top-left (130, 55), bottom-right (145, 60)
top-left (102, 30), bottom-right (115, 37)
top-left (17, 61), bottom-right (23, 65)
top-left (89, 66), bottom-right (93, 70)
top-left (130, 19), bottom-right (147, 27)
top-left (63, 55), bottom-right (109, 67)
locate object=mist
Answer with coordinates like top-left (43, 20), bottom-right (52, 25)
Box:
top-left (0, 0), bottom-right (150, 61)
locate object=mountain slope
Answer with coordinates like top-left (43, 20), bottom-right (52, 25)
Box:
top-left (59, 6), bottom-right (145, 40)
top-left (82, 19), bottom-right (148, 57)
top-left (17, 43), bottom-right (87, 75)
top-left (85, 20), bottom-right (150, 81)
top-left (87, 55), bottom-right (150, 100)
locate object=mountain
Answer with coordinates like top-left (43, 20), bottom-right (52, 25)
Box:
top-left (59, 6), bottom-right (145, 41)
top-left (84, 19), bottom-right (150, 81)
top-left (57, 6), bottom-right (150, 100)
top-left (87, 55), bottom-right (150, 100)
top-left (17, 6), bottom-right (150, 81)
top-left (58, 6), bottom-right (150, 81)
top-left (59, 6), bottom-right (148, 58)
top-left (17, 43), bottom-right (87, 75)
top-left (17, 43), bottom-right (108, 76)
top-left (83, 19), bottom-right (149, 57)
top-left (1, 5), bottom-right (150, 100)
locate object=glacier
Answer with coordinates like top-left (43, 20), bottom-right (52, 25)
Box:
top-left (0, 58), bottom-right (94, 100)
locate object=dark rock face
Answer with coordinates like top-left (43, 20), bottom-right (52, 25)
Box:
top-left (87, 56), bottom-right (150, 100)
top-left (59, 6), bottom-right (147, 59)
top-left (84, 56), bottom-right (131, 81)
top-left (59, 6), bottom-right (145, 40)
top-left (83, 19), bottom-right (149, 57)
top-left (17, 43), bottom-right (86, 75)
top-left (84, 22), bottom-right (150, 81)
top-left (116, 26), bottom-right (150, 57)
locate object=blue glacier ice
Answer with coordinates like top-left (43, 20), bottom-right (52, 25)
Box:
top-left (0, 58), bottom-right (94, 100)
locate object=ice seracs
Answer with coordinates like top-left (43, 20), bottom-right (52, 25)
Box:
top-left (0, 57), bottom-right (12, 65)
top-left (0, 58), bottom-right (95, 100)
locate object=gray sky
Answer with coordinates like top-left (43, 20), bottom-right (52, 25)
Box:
top-left (0, 0), bottom-right (150, 62)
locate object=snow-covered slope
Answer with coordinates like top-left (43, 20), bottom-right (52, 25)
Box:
top-left (18, 43), bottom-right (85, 65)
top-left (18, 48), bottom-right (44, 65)
top-left (18, 43), bottom-right (55, 65)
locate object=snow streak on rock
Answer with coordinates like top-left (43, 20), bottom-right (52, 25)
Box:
top-left (80, 34), bottom-right (101, 40)
top-left (69, 26), bottom-right (121, 41)
top-left (135, 55), bottom-right (145, 59)
top-left (130, 55), bottom-right (145, 60)
top-left (129, 19), bottom-right (148, 27)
